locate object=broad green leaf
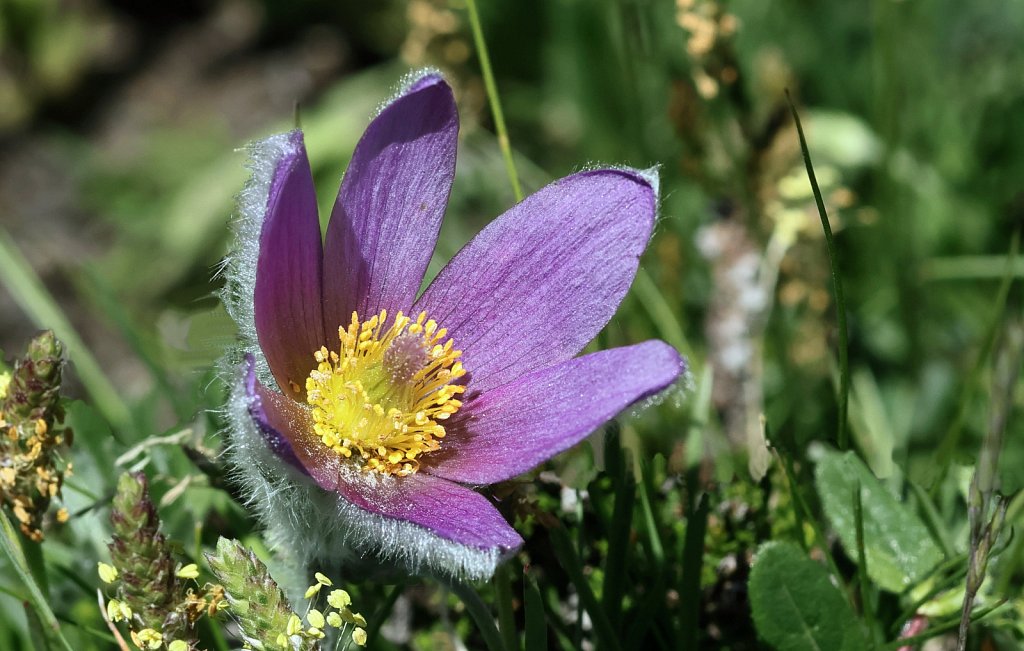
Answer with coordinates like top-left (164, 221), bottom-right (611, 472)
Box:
top-left (815, 449), bottom-right (943, 592)
top-left (749, 542), bottom-right (867, 651)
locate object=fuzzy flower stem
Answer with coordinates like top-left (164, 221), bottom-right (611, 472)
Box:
top-left (465, 0), bottom-right (523, 203)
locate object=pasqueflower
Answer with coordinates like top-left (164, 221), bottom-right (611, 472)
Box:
top-left (222, 71), bottom-right (685, 580)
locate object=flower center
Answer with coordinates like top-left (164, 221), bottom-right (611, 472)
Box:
top-left (305, 310), bottom-right (466, 476)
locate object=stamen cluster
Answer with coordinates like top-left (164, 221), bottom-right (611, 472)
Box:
top-left (306, 310), bottom-right (465, 476)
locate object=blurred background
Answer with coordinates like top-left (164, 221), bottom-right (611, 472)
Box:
top-left (1, 0), bottom-right (1023, 648)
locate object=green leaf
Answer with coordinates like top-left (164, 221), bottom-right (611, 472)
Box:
top-left (749, 542), bottom-right (867, 651)
top-left (524, 575), bottom-right (548, 651)
top-left (815, 449), bottom-right (943, 592)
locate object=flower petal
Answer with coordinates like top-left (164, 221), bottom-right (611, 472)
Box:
top-left (416, 168), bottom-right (657, 394)
top-left (322, 73), bottom-right (458, 330)
top-left (426, 340), bottom-right (683, 484)
top-left (254, 130), bottom-right (325, 399)
top-left (334, 472), bottom-right (523, 553)
top-left (246, 362), bottom-right (344, 488)
top-left (243, 359), bottom-right (522, 554)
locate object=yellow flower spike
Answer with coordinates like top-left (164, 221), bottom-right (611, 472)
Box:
top-left (326, 611), bottom-right (343, 628)
top-left (314, 572), bottom-right (332, 586)
top-left (97, 562), bottom-right (118, 584)
top-left (275, 633), bottom-right (288, 649)
top-left (168, 641), bottom-right (189, 651)
top-left (175, 563), bottom-right (200, 580)
top-left (307, 608), bottom-right (326, 629)
top-left (352, 627), bottom-right (368, 646)
top-left (327, 589), bottom-right (351, 609)
top-left (0, 371), bottom-right (10, 398)
top-left (286, 614), bottom-right (303, 636)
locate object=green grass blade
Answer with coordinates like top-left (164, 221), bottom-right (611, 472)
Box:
top-left (549, 525), bottom-right (623, 651)
top-left (786, 93), bottom-right (850, 450)
top-left (0, 227), bottom-right (131, 432)
top-left (449, 579), bottom-right (507, 651)
top-left (524, 575), bottom-right (548, 651)
top-left (601, 429), bottom-right (635, 634)
top-left (679, 492), bottom-right (709, 649)
top-left (494, 564), bottom-right (519, 651)
top-left (931, 231), bottom-right (1019, 488)
top-left (854, 484), bottom-right (879, 648)
top-left (465, 0), bottom-right (523, 203)
top-left (0, 511), bottom-right (74, 651)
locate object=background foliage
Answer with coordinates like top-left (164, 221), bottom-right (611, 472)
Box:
top-left (0, 0), bottom-right (1023, 649)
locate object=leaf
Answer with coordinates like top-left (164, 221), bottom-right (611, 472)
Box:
top-left (749, 542), bottom-right (867, 651)
top-left (815, 449), bottom-right (943, 592)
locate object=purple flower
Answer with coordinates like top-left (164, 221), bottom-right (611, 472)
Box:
top-left (221, 71), bottom-right (685, 580)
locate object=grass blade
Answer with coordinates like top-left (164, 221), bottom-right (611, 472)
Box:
top-left (495, 564), bottom-right (519, 651)
top-left (786, 92), bottom-right (850, 450)
top-left (601, 427), bottom-right (635, 634)
top-left (854, 483), bottom-right (879, 647)
top-left (524, 574), bottom-right (548, 651)
top-left (448, 579), bottom-right (507, 651)
top-left (549, 525), bottom-right (623, 651)
top-left (465, 0), bottom-right (523, 203)
top-left (678, 492), bottom-right (709, 649)
top-left (0, 511), bottom-right (74, 651)
top-left (0, 227), bottom-right (131, 432)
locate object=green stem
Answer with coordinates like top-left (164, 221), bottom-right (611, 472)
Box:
top-left (785, 93), bottom-right (850, 450)
top-left (0, 511), bottom-right (74, 651)
top-left (449, 579), bottom-right (507, 651)
top-left (465, 0), bottom-right (523, 203)
top-left (494, 564), bottom-right (519, 651)
top-left (853, 485), bottom-right (878, 648)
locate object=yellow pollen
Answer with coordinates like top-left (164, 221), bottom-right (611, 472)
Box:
top-left (305, 310), bottom-right (466, 476)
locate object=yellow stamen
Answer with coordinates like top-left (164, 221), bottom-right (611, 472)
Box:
top-left (306, 310), bottom-right (466, 476)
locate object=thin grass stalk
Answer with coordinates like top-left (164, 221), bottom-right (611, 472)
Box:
top-left (933, 231), bottom-right (1019, 486)
top-left (678, 492), bottom-right (709, 649)
top-left (523, 574), bottom-right (548, 651)
top-left (776, 452), bottom-right (856, 613)
top-left (0, 511), bottom-right (74, 651)
top-left (448, 580), bottom-right (507, 651)
top-left (464, 0), bottom-right (523, 203)
top-left (494, 564), bottom-right (519, 651)
top-left (0, 227), bottom-right (131, 432)
top-left (785, 92), bottom-right (850, 450)
top-left (549, 525), bottom-right (623, 651)
top-left (853, 485), bottom-right (879, 648)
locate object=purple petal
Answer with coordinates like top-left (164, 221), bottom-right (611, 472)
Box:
top-left (247, 365), bottom-right (344, 488)
top-left (336, 472), bottom-right (523, 552)
top-left (415, 169), bottom-right (657, 395)
top-left (245, 362), bottom-right (521, 553)
top-left (425, 341), bottom-right (683, 484)
top-left (322, 73), bottom-right (458, 331)
top-left (254, 130), bottom-right (325, 399)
